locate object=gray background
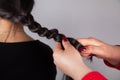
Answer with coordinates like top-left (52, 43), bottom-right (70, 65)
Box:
top-left (25, 0), bottom-right (120, 80)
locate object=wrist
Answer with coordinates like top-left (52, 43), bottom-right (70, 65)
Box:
top-left (105, 59), bottom-right (120, 66)
top-left (104, 60), bottom-right (120, 70)
top-left (104, 45), bottom-right (120, 66)
top-left (72, 63), bottom-right (92, 80)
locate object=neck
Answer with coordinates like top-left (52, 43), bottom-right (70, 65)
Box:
top-left (0, 19), bottom-right (33, 43)
top-left (0, 19), bottom-right (24, 32)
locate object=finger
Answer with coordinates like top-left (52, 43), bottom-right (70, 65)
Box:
top-left (53, 43), bottom-right (63, 52)
top-left (77, 37), bottom-right (103, 46)
top-left (81, 52), bottom-right (91, 57)
top-left (53, 43), bottom-right (63, 61)
top-left (81, 45), bottom-right (103, 58)
top-left (62, 37), bottom-right (74, 50)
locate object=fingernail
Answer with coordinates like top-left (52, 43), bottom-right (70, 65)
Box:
top-left (78, 47), bottom-right (86, 52)
top-left (89, 54), bottom-right (95, 57)
top-left (62, 36), bottom-right (67, 42)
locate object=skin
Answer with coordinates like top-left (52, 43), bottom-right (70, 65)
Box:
top-left (78, 38), bottom-right (120, 66)
top-left (0, 18), bottom-right (33, 43)
top-left (53, 37), bottom-right (120, 80)
top-left (53, 39), bottom-right (92, 80)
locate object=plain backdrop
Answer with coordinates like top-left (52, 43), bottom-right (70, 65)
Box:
top-left (25, 0), bottom-right (120, 80)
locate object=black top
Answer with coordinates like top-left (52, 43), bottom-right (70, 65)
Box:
top-left (0, 40), bottom-right (56, 80)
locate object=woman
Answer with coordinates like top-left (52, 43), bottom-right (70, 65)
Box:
top-left (0, 0), bottom-right (57, 80)
top-left (53, 37), bottom-right (120, 80)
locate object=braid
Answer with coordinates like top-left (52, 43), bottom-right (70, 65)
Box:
top-left (27, 14), bottom-right (84, 51)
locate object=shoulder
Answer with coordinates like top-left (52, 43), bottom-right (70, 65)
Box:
top-left (34, 40), bottom-right (53, 53)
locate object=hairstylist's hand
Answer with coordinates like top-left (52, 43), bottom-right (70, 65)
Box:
top-left (53, 38), bottom-right (92, 80)
top-left (78, 37), bottom-right (120, 65)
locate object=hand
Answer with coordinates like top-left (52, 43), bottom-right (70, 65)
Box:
top-left (53, 38), bottom-right (92, 80)
top-left (78, 37), bottom-right (120, 65)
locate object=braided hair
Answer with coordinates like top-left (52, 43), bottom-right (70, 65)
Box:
top-left (0, 0), bottom-right (86, 80)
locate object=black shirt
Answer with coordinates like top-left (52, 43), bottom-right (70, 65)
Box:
top-left (0, 40), bottom-right (56, 80)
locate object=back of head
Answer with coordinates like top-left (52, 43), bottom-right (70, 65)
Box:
top-left (0, 0), bottom-right (34, 24)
